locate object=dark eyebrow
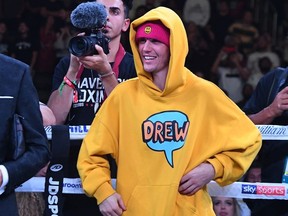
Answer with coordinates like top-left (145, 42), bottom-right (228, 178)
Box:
top-left (109, 6), bottom-right (120, 11)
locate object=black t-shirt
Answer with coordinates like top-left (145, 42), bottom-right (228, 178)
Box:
top-left (243, 67), bottom-right (288, 216)
top-left (10, 35), bottom-right (40, 65)
top-left (51, 52), bottom-right (136, 215)
top-left (52, 52), bottom-right (136, 177)
top-left (52, 53), bottom-right (136, 125)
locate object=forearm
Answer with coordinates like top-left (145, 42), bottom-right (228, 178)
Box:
top-left (47, 64), bottom-right (80, 124)
top-left (47, 87), bottom-right (73, 124)
top-left (248, 106), bottom-right (279, 124)
top-left (100, 72), bottom-right (119, 96)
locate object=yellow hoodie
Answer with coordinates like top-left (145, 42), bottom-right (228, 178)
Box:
top-left (77, 7), bottom-right (261, 216)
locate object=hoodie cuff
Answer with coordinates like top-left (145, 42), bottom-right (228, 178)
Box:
top-left (95, 181), bottom-right (116, 204)
top-left (206, 158), bottom-right (224, 180)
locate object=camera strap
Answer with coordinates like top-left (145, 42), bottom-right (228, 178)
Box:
top-left (76, 65), bottom-right (84, 81)
top-left (102, 44), bottom-right (125, 103)
top-left (112, 43), bottom-right (125, 78)
top-left (44, 125), bottom-right (70, 216)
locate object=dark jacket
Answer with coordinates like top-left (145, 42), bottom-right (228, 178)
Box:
top-left (0, 54), bottom-right (50, 216)
top-left (243, 67), bottom-right (288, 216)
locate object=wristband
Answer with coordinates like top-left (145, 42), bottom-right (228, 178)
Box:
top-left (59, 76), bottom-right (79, 103)
top-left (98, 71), bottom-right (115, 79)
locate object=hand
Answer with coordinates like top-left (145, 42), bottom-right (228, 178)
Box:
top-left (78, 45), bottom-right (112, 75)
top-left (99, 193), bottom-right (126, 216)
top-left (35, 162), bottom-right (49, 177)
top-left (179, 162), bottom-right (215, 195)
top-left (229, 52), bottom-right (240, 63)
top-left (268, 86), bottom-right (288, 117)
top-left (229, 53), bottom-right (244, 68)
top-left (217, 49), bottom-right (227, 59)
top-left (66, 32), bottom-right (86, 80)
top-left (66, 54), bottom-right (82, 80)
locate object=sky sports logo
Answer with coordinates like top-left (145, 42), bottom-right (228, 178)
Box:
top-left (242, 184), bottom-right (286, 196)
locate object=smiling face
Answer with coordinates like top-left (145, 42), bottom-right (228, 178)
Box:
top-left (137, 38), bottom-right (170, 76)
top-left (212, 197), bottom-right (236, 216)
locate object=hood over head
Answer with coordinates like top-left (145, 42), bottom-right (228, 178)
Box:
top-left (130, 7), bottom-right (189, 96)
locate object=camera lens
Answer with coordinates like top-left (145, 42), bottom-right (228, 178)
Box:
top-left (69, 36), bottom-right (96, 57)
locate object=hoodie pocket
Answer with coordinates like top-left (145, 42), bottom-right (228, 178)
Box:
top-left (175, 193), bottom-right (200, 216)
top-left (123, 185), bottom-right (199, 216)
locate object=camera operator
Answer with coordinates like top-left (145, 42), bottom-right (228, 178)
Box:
top-left (47, 0), bottom-right (135, 215)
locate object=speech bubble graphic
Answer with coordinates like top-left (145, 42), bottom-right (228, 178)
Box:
top-left (142, 111), bottom-right (190, 167)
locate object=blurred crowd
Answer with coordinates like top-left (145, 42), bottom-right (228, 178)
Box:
top-left (0, 0), bottom-right (287, 105)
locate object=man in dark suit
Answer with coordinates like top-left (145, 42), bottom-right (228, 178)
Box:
top-left (243, 67), bottom-right (288, 215)
top-left (0, 54), bottom-right (50, 216)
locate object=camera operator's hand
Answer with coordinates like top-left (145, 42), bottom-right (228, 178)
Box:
top-left (66, 54), bottom-right (82, 80)
top-left (66, 32), bottom-right (85, 80)
top-left (78, 44), bottom-right (118, 95)
top-left (78, 44), bottom-right (112, 76)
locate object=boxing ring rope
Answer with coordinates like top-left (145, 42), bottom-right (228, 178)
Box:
top-left (15, 125), bottom-right (288, 200)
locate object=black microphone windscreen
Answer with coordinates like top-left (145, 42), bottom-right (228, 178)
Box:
top-left (70, 2), bottom-right (107, 29)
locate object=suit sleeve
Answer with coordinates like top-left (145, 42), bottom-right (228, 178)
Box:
top-left (2, 65), bottom-right (51, 195)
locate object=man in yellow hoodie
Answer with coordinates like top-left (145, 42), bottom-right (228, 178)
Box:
top-left (77, 7), bottom-right (262, 216)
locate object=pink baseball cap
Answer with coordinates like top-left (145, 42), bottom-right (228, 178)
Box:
top-left (135, 21), bottom-right (170, 47)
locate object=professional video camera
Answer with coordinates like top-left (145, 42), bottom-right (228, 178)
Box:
top-left (68, 2), bottom-right (110, 57)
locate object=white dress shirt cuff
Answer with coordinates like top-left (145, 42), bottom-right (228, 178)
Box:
top-left (0, 165), bottom-right (9, 195)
